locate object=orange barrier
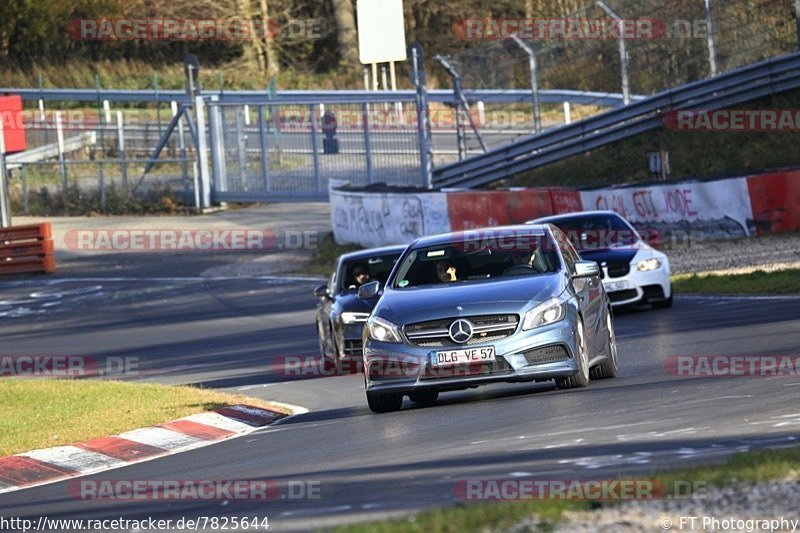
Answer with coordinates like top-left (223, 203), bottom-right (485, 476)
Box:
top-left (0, 223), bottom-right (55, 276)
top-left (446, 189), bottom-right (555, 231)
top-left (747, 170), bottom-right (800, 234)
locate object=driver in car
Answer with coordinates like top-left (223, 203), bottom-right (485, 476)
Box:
top-left (353, 265), bottom-right (372, 287)
top-left (503, 251), bottom-right (538, 275)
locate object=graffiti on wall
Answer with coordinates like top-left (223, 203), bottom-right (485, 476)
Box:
top-left (330, 188), bottom-right (451, 247)
top-left (581, 178), bottom-right (754, 239)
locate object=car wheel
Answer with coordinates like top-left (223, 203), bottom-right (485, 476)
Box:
top-left (409, 390), bottom-right (439, 404)
top-left (366, 390), bottom-right (404, 413)
top-left (591, 310), bottom-right (618, 379)
top-left (557, 317), bottom-right (590, 389)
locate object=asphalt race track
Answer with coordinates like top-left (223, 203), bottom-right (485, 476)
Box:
top-left (1, 274), bottom-right (800, 530)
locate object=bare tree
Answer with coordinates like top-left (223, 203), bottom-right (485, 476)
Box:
top-left (331, 0), bottom-right (359, 69)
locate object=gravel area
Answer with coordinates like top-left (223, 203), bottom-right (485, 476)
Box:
top-left (12, 205), bottom-right (799, 278)
top-left (504, 474), bottom-right (800, 532)
top-left (667, 232), bottom-right (800, 275)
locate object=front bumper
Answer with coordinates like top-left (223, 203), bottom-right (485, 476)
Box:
top-left (363, 320), bottom-right (579, 394)
top-left (603, 264), bottom-right (671, 306)
top-left (335, 323), bottom-right (366, 360)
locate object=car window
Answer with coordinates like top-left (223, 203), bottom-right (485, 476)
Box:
top-left (551, 226), bottom-right (581, 272)
top-left (328, 269), bottom-right (338, 296)
top-left (392, 232), bottom-right (560, 289)
top-left (339, 253), bottom-right (401, 292)
top-left (551, 225), bottom-right (580, 272)
top-left (547, 214), bottom-right (638, 250)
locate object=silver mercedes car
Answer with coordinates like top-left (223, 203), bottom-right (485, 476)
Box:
top-left (358, 224), bottom-right (618, 413)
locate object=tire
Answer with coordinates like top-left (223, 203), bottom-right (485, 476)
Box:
top-left (366, 390), bottom-right (404, 413)
top-left (409, 390), bottom-right (439, 404)
top-left (556, 317), bottom-right (590, 389)
top-left (591, 310), bottom-right (618, 379)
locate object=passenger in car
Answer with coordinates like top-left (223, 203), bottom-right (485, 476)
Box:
top-left (436, 261), bottom-right (458, 283)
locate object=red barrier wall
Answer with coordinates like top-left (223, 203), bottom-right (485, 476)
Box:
top-left (0, 95), bottom-right (26, 153)
top-left (447, 189), bottom-right (555, 231)
top-left (746, 170), bottom-right (800, 234)
top-left (549, 188), bottom-right (584, 214)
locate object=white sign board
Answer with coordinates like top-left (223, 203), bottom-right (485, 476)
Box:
top-left (357, 0), bottom-right (407, 64)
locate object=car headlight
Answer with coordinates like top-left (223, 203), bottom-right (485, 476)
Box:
top-left (522, 298), bottom-right (566, 331)
top-left (637, 258), bottom-right (662, 272)
top-left (366, 316), bottom-right (403, 343)
top-left (342, 312), bottom-right (370, 324)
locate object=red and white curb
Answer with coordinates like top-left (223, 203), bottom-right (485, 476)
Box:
top-left (0, 402), bottom-right (307, 495)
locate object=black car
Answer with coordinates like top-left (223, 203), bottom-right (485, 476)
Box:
top-left (314, 245), bottom-right (406, 370)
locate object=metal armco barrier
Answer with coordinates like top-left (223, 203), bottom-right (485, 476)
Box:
top-left (433, 51), bottom-right (800, 189)
top-left (0, 223), bottom-right (55, 275)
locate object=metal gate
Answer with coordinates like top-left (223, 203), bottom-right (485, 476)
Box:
top-left (205, 96), bottom-right (425, 203)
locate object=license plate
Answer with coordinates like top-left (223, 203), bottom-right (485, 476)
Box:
top-left (431, 346), bottom-right (496, 367)
top-left (605, 280), bottom-right (629, 292)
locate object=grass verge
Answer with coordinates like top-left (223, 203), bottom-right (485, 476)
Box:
top-left (671, 268), bottom-right (800, 295)
top-left (336, 446), bottom-right (800, 532)
top-left (300, 232), bottom-right (361, 276)
top-left (0, 379), bottom-right (292, 457)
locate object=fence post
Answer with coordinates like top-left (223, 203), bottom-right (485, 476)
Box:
top-left (362, 102), bottom-right (374, 184)
top-left (153, 73), bottom-right (162, 137)
top-left (704, 0), bottom-right (718, 76)
top-left (0, 121), bottom-right (11, 227)
top-left (39, 72), bottom-right (49, 145)
top-left (796, 0), bottom-right (800, 50)
top-left (235, 106), bottom-right (248, 191)
top-left (21, 164), bottom-right (28, 216)
top-left (194, 95), bottom-right (212, 208)
top-left (172, 101), bottom-right (189, 188)
top-left (116, 111), bottom-right (128, 190)
top-left (309, 104), bottom-right (321, 193)
top-left (55, 111), bottom-right (68, 192)
top-left (257, 105), bottom-right (271, 192)
top-left (97, 77), bottom-right (108, 209)
top-left (411, 43), bottom-right (433, 189)
top-left (512, 35), bottom-right (542, 134)
top-left (208, 95), bottom-right (228, 197)
top-left (596, 1), bottom-right (630, 105)
top-left (563, 102), bottom-right (572, 124)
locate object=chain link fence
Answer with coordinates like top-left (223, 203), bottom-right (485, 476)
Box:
top-left (444, 0), bottom-right (798, 150)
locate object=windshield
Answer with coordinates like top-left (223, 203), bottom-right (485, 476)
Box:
top-left (392, 232), bottom-right (560, 289)
top-left (338, 253), bottom-right (401, 292)
top-left (547, 214), bottom-right (639, 251)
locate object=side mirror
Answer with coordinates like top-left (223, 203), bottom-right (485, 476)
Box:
top-left (314, 284), bottom-right (330, 298)
top-left (358, 280), bottom-right (380, 300)
top-left (573, 260), bottom-right (600, 278)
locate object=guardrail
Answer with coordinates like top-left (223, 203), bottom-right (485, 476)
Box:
top-left (0, 223), bottom-right (55, 276)
top-left (0, 88), bottom-right (639, 107)
top-left (432, 51), bottom-right (800, 189)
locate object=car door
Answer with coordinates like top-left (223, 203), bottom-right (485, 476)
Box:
top-left (553, 227), bottom-right (604, 353)
top-left (318, 268), bottom-right (338, 355)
